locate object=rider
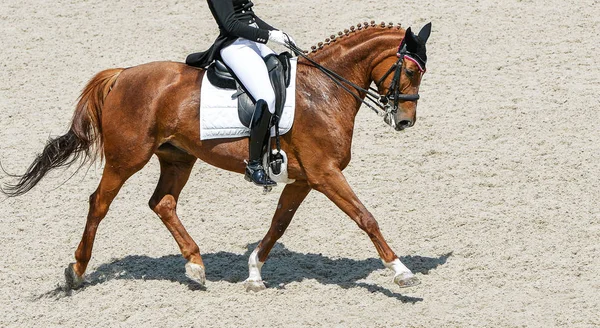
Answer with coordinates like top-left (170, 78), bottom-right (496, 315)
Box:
top-left (187, 0), bottom-right (295, 187)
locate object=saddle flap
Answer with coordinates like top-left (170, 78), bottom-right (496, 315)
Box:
top-left (237, 83), bottom-right (256, 127)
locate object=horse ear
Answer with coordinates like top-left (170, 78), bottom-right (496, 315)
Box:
top-left (418, 22), bottom-right (432, 44)
top-left (404, 27), bottom-right (418, 50)
top-left (405, 26), bottom-right (413, 41)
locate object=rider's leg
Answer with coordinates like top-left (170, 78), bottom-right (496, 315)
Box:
top-left (220, 39), bottom-right (277, 186)
top-left (245, 100), bottom-right (276, 186)
top-left (255, 41), bottom-right (277, 59)
top-left (220, 38), bottom-right (276, 114)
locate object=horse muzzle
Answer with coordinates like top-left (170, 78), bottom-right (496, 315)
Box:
top-left (394, 119), bottom-right (414, 131)
top-left (382, 93), bottom-right (419, 131)
top-left (384, 111), bottom-right (415, 131)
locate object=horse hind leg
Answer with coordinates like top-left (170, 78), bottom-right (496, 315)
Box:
top-left (148, 147), bottom-right (205, 286)
top-left (65, 159), bottom-right (147, 289)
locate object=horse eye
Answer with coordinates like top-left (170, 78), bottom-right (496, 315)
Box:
top-left (404, 69), bottom-right (415, 78)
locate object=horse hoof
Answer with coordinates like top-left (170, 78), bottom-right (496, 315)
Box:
top-left (64, 263), bottom-right (84, 290)
top-left (244, 279), bottom-right (266, 292)
top-left (185, 262), bottom-right (206, 286)
top-left (394, 273), bottom-right (421, 288)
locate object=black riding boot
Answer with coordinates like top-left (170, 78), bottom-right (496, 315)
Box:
top-left (245, 100), bottom-right (277, 187)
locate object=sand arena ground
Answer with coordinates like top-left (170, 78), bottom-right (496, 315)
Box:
top-left (0, 0), bottom-right (599, 326)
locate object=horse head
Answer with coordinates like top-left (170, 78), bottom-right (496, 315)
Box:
top-left (372, 23), bottom-right (431, 131)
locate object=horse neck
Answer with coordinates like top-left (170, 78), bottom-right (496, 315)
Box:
top-left (307, 27), bottom-right (403, 92)
top-left (299, 28), bottom-right (404, 120)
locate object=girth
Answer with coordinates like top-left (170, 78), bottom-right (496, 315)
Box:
top-left (206, 52), bottom-right (292, 127)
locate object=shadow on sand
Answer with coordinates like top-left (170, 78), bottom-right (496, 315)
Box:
top-left (41, 243), bottom-right (452, 303)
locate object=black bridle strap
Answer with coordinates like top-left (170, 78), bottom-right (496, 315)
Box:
top-left (376, 62), bottom-right (398, 86)
top-left (286, 43), bottom-right (389, 115)
top-left (382, 56), bottom-right (420, 102)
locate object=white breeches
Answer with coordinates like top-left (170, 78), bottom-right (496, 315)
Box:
top-left (220, 38), bottom-right (277, 114)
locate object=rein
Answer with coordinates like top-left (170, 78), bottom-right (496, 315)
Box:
top-left (286, 42), bottom-right (420, 119)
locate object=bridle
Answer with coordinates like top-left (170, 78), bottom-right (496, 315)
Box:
top-left (286, 40), bottom-right (424, 126)
top-left (374, 40), bottom-right (426, 127)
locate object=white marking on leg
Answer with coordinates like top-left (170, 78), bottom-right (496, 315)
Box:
top-left (244, 248), bottom-right (267, 291)
top-left (383, 258), bottom-right (412, 276)
top-left (248, 248), bottom-right (264, 282)
top-left (384, 258), bottom-right (421, 288)
top-left (185, 262), bottom-right (206, 286)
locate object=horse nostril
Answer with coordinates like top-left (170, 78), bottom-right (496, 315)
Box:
top-left (396, 120), bottom-right (413, 130)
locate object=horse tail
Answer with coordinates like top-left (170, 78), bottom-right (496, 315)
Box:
top-left (1, 68), bottom-right (125, 197)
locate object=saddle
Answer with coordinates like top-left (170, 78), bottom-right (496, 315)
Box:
top-left (206, 52), bottom-right (292, 127)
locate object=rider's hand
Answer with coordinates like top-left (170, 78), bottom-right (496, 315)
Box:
top-left (268, 30), bottom-right (295, 46)
top-left (285, 33), bottom-right (297, 47)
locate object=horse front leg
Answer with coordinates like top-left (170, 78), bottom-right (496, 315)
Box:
top-left (308, 169), bottom-right (420, 288)
top-left (245, 181), bottom-right (312, 291)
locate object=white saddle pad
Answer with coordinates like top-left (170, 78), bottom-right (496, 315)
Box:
top-left (200, 58), bottom-right (297, 140)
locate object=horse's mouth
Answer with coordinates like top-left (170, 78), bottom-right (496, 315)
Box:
top-left (394, 120), bottom-right (414, 131)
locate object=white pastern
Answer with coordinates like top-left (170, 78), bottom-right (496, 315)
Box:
top-left (384, 258), bottom-right (414, 278)
top-left (384, 258), bottom-right (421, 288)
top-left (247, 248), bottom-right (264, 282)
top-left (244, 248), bottom-right (267, 292)
top-left (185, 262), bottom-right (206, 286)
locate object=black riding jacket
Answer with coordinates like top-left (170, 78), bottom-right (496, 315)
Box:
top-left (186, 0), bottom-right (276, 68)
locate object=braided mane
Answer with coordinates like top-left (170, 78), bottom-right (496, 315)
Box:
top-left (307, 20), bottom-right (403, 54)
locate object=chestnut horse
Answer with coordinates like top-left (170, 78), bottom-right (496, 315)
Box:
top-left (3, 21), bottom-right (431, 291)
